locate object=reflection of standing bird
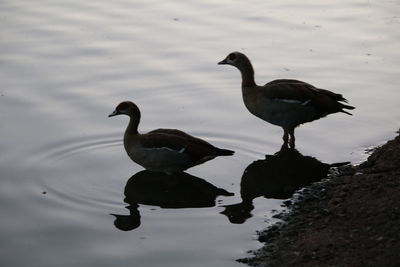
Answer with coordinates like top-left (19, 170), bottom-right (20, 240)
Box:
top-left (109, 101), bottom-right (234, 173)
top-left (221, 148), bottom-right (344, 224)
top-left (218, 52), bottom-right (355, 148)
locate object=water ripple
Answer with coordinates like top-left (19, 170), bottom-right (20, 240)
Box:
top-left (30, 134), bottom-right (122, 164)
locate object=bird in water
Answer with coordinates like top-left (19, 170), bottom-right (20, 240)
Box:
top-left (109, 101), bottom-right (234, 173)
top-left (218, 51), bottom-right (355, 148)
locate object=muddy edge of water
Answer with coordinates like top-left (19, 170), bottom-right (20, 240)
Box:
top-left (240, 128), bottom-right (400, 267)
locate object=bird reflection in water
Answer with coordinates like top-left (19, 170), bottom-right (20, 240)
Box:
top-left (112, 170), bottom-right (233, 231)
top-left (221, 147), bottom-right (346, 224)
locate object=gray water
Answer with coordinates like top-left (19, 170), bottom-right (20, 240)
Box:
top-left (1, 0), bottom-right (399, 266)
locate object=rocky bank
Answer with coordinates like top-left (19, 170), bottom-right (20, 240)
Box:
top-left (240, 130), bottom-right (400, 267)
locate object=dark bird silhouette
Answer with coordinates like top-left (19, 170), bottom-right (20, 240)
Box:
top-left (109, 101), bottom-right (234, 173)
top-left (219, 52), bottom-right (355, 148)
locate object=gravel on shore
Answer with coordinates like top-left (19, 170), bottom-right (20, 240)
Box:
top-left (240, 129), bottom-right (400, 267)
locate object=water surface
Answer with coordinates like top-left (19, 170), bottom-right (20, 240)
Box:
top-left (1, 0), bottom-right (399, 266)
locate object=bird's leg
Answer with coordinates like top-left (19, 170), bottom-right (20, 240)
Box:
top-left (282, 129), bottom-right (289, 148)
top-left (288, 128), bottom-right (295, 149)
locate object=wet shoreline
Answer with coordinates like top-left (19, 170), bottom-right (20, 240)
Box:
top-left (240, 129), bottom-right (400, 267)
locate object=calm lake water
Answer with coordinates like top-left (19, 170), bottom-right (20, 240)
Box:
top-left (1, 0), bottom-right (399, 266)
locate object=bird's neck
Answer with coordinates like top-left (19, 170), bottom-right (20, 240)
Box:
top-left (125, 116), bottom-right (139, 136)
top-left (239, 61), bottom-right (256, 87)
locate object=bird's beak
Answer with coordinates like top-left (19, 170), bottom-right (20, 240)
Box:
top-left (218, 58), bottom-right (228, 65)
top-left (108, 110), bottom-right (118, 117)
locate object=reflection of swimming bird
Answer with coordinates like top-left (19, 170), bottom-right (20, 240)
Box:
top-left (109, 101), bottom-right (234, 173)
top-left (221, 148), bottom-right (346, 224)
top-left (112, 170), bottom-right (233, 231)
top-left (218, 52), bottom-right (355, 148)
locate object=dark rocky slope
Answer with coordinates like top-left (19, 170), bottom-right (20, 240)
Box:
top-left (241, 130), bottom-right (400, 267)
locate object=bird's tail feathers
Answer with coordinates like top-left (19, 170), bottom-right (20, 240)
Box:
top-left (340, 103), bottom-right (355, 115)
top-left (216, 148), bottom-right (235, 156)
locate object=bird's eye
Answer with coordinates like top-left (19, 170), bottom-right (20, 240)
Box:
top-left (228, 53), bottom-right (236, 61)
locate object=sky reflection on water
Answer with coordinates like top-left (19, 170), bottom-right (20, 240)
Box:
top-left (0, 0), bottom-right (399, 266)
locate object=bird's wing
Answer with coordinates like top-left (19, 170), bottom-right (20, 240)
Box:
top-left (262, 79), bottom-right (318, 105)
top-left (147, 129), bottom-right (214, 148)
top-left (314, 88), bottom-right (348, 102)
top-left (140, 130), bottom-right (217, 162)
top-left (264, 79), bottom-right (347, 103)
top-left (148, 128), bottom-right (198, 140)
top-left (262, 79), bottom-right (353, 116)
top-left (264, 79), bottom-right (315, 87)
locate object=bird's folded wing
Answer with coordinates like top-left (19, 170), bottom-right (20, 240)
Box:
top-left (140, 132), bottom-right (217, 161)
top-left (263, 79), bottom-right (317, 105)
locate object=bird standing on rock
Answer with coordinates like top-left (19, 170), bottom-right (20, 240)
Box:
top-left (109, 101), bottom-right (234, 174)
top-left (218, 51), bottom-right (355, 148)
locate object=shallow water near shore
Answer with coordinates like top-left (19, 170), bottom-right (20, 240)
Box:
top-left (1, 0), bottom-right (399, 266)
